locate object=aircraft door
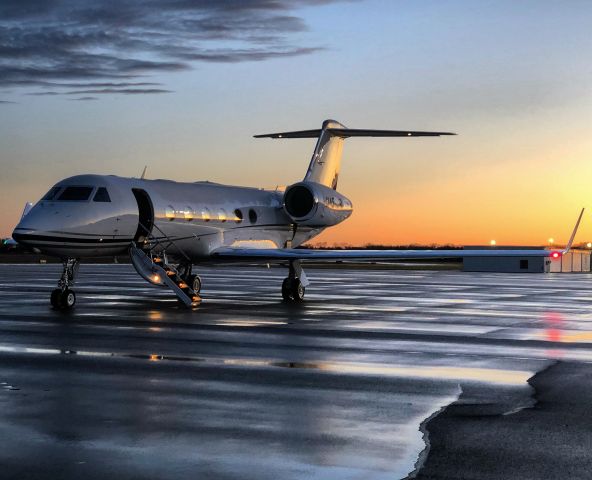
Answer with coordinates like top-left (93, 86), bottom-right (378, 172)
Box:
top-left (132, 188), bottom-right (154, 242)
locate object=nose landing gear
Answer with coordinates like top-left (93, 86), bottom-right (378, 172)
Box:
top-left (50, 258), bottom-right (79, 310)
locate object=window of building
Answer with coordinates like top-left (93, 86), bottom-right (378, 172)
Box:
top-left (57, 186), bottom-right (94, 201)
top-left (520, 259), bottom-right (529, 270)
top-left (249, 209), bottom-right (257, 224)
top-left (93, 187), bottom-right (111, 202)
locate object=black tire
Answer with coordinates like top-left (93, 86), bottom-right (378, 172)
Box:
top-left (291, 279), bottom-right (305, 302)
top-left (188, 274), bottom-right (202, 294)
top-left (281, 277), bottom-right (293, 301)
top-left (50, 289), bottom-right (61, 309)
top-left (59, 289), bottom-right (76, 309)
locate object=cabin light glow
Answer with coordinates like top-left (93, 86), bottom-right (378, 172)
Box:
top-left (184, 207), bottom-right (194, 221)
top-left (165, 205), bottom-right (175, 220)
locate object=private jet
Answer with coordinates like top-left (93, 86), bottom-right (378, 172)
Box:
top-left (12, 120), bottom-right (582, 309)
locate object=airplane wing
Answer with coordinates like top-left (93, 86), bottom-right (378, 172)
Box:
top-left (211, 247), bottom-right (559, 261)
top-left (212, 208), bottom-right (584, 262)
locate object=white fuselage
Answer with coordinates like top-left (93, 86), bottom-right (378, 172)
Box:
top-left (13, 174), bottom-right (330, 260)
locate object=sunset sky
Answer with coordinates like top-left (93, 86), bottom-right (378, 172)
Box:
top-left (1, 0), bottom-right (591, 245)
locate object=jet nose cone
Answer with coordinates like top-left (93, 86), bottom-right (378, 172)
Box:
top-left (12, 207), bottom-right (43, 247)
top-left (12, 225), bottom-right (34, 246)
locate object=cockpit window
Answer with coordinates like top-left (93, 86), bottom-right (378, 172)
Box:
top-left (42, 186), bottom-right (62, 201)
top-left (57, 186), bottom-right (94, 201)
top-left (93, 187), bottom-right (111, 202)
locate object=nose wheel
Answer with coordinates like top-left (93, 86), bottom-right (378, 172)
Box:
top-left (51, 258), bottom-right (79, 310)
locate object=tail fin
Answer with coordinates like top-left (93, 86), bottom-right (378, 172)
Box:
top-left (304, 119), bottom-right (346, 189)
top-left (255, 119), bottom-right (455, 190)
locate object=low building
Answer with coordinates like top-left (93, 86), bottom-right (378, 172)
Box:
top-left (549, 249), bottom-right (591, 273)
top-left (462, 246), bottom-right (591, 273)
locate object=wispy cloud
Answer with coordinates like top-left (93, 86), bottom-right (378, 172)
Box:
top-left (27, 88), bottom-right (172, 95)
top-left (0, 0), bottom-right (342, 99)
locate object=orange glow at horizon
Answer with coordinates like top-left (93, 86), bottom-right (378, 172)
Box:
top-left (310, 135), bottom-right (592, 246)
top-left (1, 116), bottom-right (591, 248)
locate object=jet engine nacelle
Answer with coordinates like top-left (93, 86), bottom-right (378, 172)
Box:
top-left (283, 181), bottom-right (353, 226)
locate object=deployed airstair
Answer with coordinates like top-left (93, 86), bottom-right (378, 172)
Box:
top-left (129, 223), bottom-right (201, 308)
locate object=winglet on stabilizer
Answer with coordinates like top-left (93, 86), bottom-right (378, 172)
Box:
top-left (562, 207), bottom-right (585, 254)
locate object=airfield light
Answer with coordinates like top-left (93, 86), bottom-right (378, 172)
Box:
top-left (152, 274), bottom-right (160, 283)
top-left (490, 240), bottom-right (496, 246)
top-left (548, 238), bottom-right (554, 245)
top-left (551, 252), bottom-right (561, 260)
top-left (587, 242), bottom-right (592, 249)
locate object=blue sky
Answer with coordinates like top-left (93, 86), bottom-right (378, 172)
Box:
top-left (1, 0), bottom-right (591, 244)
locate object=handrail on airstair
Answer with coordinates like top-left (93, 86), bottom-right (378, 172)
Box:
top-left (130, 221), bottom-right (200, 308)
top-left (137, 220), bottom-right (192, 263)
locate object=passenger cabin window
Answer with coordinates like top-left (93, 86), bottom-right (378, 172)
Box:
top-left (200, 207), bottom-right (211, 222)
top-left (57, 186), bottom-right (93, 201)
top-left (234, 209), bottom-right (243, 223)
top-left (218, 209), bottom-right (227, 222)
top-left (184, 206), bottom-right (194, 221)
top-left (93, 187), bottom-right (111, 202)
top-left (165, 206), bottom-right (175, 221)
top-left (42, 186), bottom-right (62, 201)
top-left (248, 209), bottom-right (257, 224)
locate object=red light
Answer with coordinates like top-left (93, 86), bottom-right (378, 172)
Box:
top-left (551, 252), bottom-right (561, 259)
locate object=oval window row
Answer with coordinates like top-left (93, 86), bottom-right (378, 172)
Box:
top-left (164, 206), bottom-right (257, 224)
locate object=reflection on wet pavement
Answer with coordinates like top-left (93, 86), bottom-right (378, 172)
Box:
top-left (1, 265), bottom-right (592, 479)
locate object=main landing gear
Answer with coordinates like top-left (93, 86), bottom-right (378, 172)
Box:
top-left (51, 258), bottom-right (79, 310)
top-left (282, 260), bottom-right (309, 302)
top-left (177, 262), bottom-right (202, 294)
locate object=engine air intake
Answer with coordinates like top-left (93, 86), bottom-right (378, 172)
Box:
top-left (284, 184), bottom-right (315, 219)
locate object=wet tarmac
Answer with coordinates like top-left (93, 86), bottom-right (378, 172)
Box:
top-left (1, 264), bottom-right (592, 479)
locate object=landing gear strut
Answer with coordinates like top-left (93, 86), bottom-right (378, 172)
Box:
top-left (51, 258), bottom-right (79, 310)
top-left (282, 260), bottom-right (308, 302)
top-left (177, 262), bottom-right (202, 294)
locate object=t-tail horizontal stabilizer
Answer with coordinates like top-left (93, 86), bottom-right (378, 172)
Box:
top-left (255, 119), bottom-right (455, 189)
top-left (254, 128), bottom-right (456, 139)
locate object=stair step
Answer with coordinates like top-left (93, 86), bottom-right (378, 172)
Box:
top-left (129, 245), bottom-right (200, 309)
